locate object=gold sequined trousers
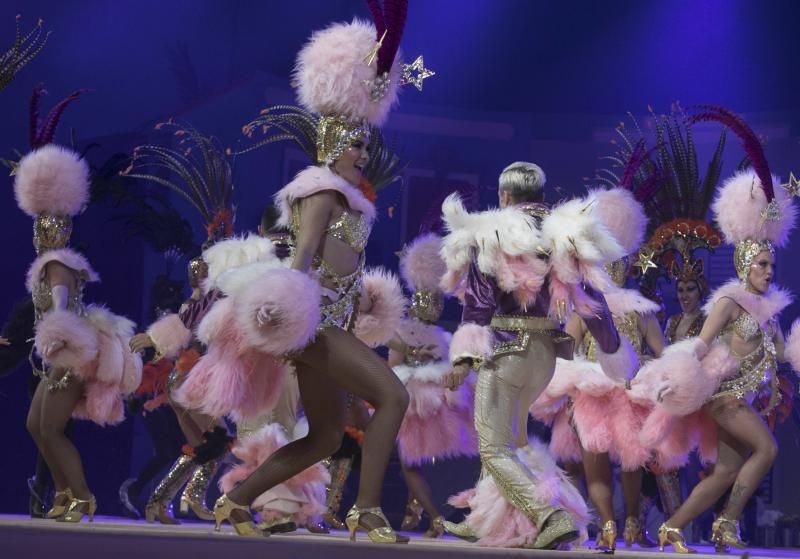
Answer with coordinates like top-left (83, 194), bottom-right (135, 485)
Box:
top-left (473, 332), bottom-right (559, 528)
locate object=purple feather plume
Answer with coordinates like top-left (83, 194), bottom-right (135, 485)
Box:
top-left (31, 88), bottom-right (90, 149)
top-left (688, 105), bottom-right (773, 201)
top-left (377, 0), bottom-right (408, 75)
top-left (29, 84), bottom-right (47, 148)
top-left (365, 0), bottom-right (386, 38)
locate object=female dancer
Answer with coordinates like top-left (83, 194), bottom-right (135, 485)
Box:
top-left (124, 122), bottom-right (238, 524)
top-left (17, 144), bottom-right (142, 522)
top-left (533, 188), bottom-right (665, 550)
top-left (389, 233), bottom-right (477, 537)
top-left (633, 107), bottom-right (800, 553)
top-left (184, 6), bottom-right (429, 542)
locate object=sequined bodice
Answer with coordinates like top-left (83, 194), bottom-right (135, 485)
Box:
top-left (326, 209), bottom-right (370, 253)
top-left (31, 279), bottom-right (86, 322)
top-left (714, 311), bottom-right (776, 400)
top-left (584, 312), bottom-right (641, 361)
top-left (724, 312), bottom-right (761, 342)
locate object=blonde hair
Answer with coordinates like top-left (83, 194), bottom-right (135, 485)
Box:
top-left (499, 161), bottom-right (546, 203)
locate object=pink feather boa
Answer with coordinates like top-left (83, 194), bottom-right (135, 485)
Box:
top-left (785, 319), bottom-right (800, 373)
top-left (448, 439), bottom-right (590, 547)
top-left (353, 267), bottom-right (406, 348)
top-left (172, 298), bottom-right (289, 422)
top-left (396, 368), bottom-right (477, 465)
top-left (26, 248), bottom-right (99, 292)
top-left (449, 323), bottom-right (493, 365)
top-left (146, 313), bottom-right (192, 359)
top-left (274, 165), bottom-right (376, 228)
top-left (218, 422), bottom-right (330, 525)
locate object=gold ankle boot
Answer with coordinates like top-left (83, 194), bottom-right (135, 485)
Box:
top-left (345, 505), bottom-right (409, 544)
top-left (658, 523), bottom-right (696, 554)
top-left (180, 460), bottom-right (219, 521)
top-left (213, 495), bottom-right (263, 537)
top-left (711, 517), bottom-right (746, 552)
top-left (323, 456), bottom-right (352, 530)
top-left (530, 510), bottom-right (580, 550)
top-left (57, 495), bottom-right (96, 523)
top-left (443, 519), bottom-right (478, 542)
top-left (145, 453), bottom-right (195, 525)
top-left (45, 488), bottom-right (73, 519)
top-left (624, 516), bottom-right (657, 548)
top-left (400, 497), bottom-right (424, 531)
top-left (596, 519), bottom-right (617, 551)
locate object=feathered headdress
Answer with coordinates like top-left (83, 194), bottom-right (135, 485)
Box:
top-left (598, 105), bottom-right (727, 298)
top-left (0, 16), bottom-right (50, 93)
top-left (398, 233), bottom-right (445, 322)
top-left (122, 121), bottom-right (236, 251)
top-left (690, 105), bottom-right (797, 283)
top-left (13, 144), bottom-right (90, 253)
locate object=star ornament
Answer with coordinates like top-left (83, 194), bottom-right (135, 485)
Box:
top-left (781, 172), bottom-right (800, 199)
top-left (400, 55), bottom-right (435, 91)
top-left (633, 247), bottom-right (658, 274)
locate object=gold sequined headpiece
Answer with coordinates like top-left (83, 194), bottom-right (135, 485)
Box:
top-left (316, 115), bottom-right (371, 166)
top-left (734, 239), bottom-right (774, 284)
top-left (33, 213), bottom-right (72, 254)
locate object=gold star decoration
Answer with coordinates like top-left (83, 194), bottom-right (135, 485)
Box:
top-left (781, 172), bottom-right (800, 199)
top-left (400, 55), bottom-right (435, 91)
top-left (633, 247), bottom-right (658, 274)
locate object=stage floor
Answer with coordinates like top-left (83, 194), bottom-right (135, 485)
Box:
top-left (2, 515), bottom-right (799, 559)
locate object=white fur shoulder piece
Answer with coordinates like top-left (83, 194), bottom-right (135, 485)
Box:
top-left (202, 234), bottom-right (278, 293)
top-left (440, 193), bottom-right (542, 277)
top-left (605, 287), bottom-right (661, 316)
top-left (704, 279), bottom-right (793, 326)
top-left (26, 248), bottom-right (100, 293)
top-left (274, 165), bottom-right (376, 227)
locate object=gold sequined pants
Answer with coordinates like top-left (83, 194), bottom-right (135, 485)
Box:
top-left (474, 332), bottom-right (558, 528)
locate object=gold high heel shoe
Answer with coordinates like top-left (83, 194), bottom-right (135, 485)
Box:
top-left (345, 505), bottom-right (409, 544)
top-left (658, 523), bottom-right (697, 554)
top-left (57, 495), bottom-right (96, 523)
top-left (213, 495), bottom-right (263, 537)
top-left (424, 516), bottom-right (445, 538)
top-left (145, 501), bottom-right (180, 525)
top-left (442, 519), bottom-right (478, 542)
top-left (45, 488), bottom-right (73, 519)
top-left (400, 497), bottom-right (424, 531)
top-left (596, 519), bottom-right (617, 551)
top-left (624, 516), bottom-right (657, 548)
top-left (711, 517), bottom-right (746, 552)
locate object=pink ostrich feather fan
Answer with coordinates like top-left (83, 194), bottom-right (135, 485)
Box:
top-left (591, 187), bottom-right (648, 256)
top-left (399, 233), bottom-right (446, 293)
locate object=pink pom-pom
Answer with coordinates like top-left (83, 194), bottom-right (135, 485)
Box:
top-left (14, 145), bottom-right (90, 217)
top-left (354, 267), bottom-right (406, 348)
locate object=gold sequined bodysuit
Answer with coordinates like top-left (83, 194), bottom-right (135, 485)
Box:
top-left (291, 199), bottom-right (371, 332)
top-left (714, 311), bottom-right (776, 401)
top-left (30, 272), bottom-right (88, 391)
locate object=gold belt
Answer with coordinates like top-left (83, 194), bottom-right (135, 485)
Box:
top-left (490, 315), bottom-right (560, 332)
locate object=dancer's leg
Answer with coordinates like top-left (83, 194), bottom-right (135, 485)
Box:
top-left (581, 449), bottom-right (614, 524)
top-left (401, 463), bottom-right (440, 520)
top-left (39, 372), bottom-right (91, 499)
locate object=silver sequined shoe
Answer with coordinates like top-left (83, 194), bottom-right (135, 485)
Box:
top-left (528, 510), bottom-right (580, 550)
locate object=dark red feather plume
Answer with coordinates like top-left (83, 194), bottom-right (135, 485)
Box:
top-left (687, 105), bottom-right (773, 201)
top-left (29, 86), bottom-right (90, 149)
top-left (365, 0), bottom-right (408, 75)
top-left (365, 0), bottom-right (386, 37)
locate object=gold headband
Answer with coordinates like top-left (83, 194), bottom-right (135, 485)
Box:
top-left (410, 290), bottom-right (444, 323)
top-left (734, 239), bottom-right (774, 283)
top-left (316, 115), bottom-right (370, 165)
top-left (33, 213), bottom-right (72, 254)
